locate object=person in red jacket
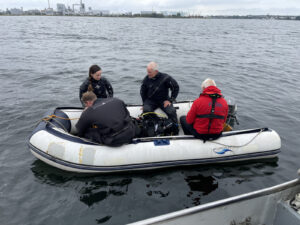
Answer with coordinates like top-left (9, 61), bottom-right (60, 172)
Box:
top-left (180, 78), bottom-right (228, 141)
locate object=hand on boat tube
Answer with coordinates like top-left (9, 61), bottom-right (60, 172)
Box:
top-left (163, 100), bottom-right (171, 108)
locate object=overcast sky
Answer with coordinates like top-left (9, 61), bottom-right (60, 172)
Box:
top-left (1, 0), bottom-right (300, 15)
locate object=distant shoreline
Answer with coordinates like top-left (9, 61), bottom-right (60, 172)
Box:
top-left (1, 14), bottom-right (300, 21)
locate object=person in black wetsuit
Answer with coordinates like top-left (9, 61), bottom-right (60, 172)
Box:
top-left (76, 92), bottom-right (136, 147)
top-left (79, 65), bottom-right (113, 105)
top-left (140, 62), bottom-right (179, 125)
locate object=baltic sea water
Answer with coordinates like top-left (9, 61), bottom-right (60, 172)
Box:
top-left (0, 16), bottom-right (300, 225)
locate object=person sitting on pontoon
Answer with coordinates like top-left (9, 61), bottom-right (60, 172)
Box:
top-left (140, 62), bottom-right (179, 133)
top-left (76, 92), bottom-right (136, 146)
top-left (180, 78), bottom-right (228, 141)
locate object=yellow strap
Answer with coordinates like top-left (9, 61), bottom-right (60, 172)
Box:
top-left (42, 115), bottom-right (79, 121)
top-left (140, 112), bottom-right (168, 118)
top-left (223, 123), bottom-right (233, 132)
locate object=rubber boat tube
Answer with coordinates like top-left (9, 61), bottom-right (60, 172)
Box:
top-left (28, 101), bottom-right (281, 173)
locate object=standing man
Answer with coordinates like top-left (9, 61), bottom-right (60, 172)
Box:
top-left (180, 78), bottom-right (228, 141)
top-left (140, 62), bottom-right (180, 126)
top-left (76, 92), bottom-right (136, 146)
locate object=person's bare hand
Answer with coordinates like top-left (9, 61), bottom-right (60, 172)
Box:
top-left (163, 100), bottom-right (171, 108)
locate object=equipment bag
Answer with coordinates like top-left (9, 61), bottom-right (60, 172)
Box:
top-left (133, 113), bottom-right (178, 137)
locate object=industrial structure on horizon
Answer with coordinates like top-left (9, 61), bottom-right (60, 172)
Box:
top-left (45, 0), bottom-right (87, 15)
top-left (5, 0), bottom-right (111, 16)
top-left (2, 0), bottom-right (191, 17)
top-left (1, 0), bottom-right (300, 20)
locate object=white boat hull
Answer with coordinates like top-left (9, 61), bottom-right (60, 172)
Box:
top-left (28, 102), bottom-right (281, 173)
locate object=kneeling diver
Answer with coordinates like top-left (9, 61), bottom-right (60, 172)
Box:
top-left (76, 92), bottom-right (137, 146)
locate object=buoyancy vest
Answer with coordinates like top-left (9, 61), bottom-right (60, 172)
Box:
top-left (196, 93), bottom-right (225, 133)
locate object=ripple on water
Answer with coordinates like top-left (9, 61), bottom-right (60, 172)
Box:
top-left (0, 17), bottom-right (300, 225)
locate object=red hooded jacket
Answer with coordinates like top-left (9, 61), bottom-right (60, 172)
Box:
top-left (186, 86), bottom-right (228, 134)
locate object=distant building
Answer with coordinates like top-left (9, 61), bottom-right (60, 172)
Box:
top-left (41, 8), bottom-right (54, 15)
top-left (161, 11), bottom-right (178, 16)
top-left (123, 12), bottom-right (132, 16)
top-left (100, 10), bottom-right (109, 16)
top-left (89, 10), bottom-right (110, 16)
top-left (72, 0), bottom-right (85, 14)
top-left (10, 8), bottom-right (23, 15)
top-left (26, 9), bottom-right (41, 15)
top-left (141, 11), bottom-right (155, 16)
top-left (66, 6), bottom-right (72, 15)
top-left (57, 3), bottom-right (66, 15)
top-left (80, 3), bottom-right (85, 13)
top-left (180, 11), bottom-right (189, 17)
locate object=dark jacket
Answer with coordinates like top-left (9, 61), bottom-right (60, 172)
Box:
top-left (76, 98), bottom-right (136, 146)
top-left (140, 72), bottom-right (179, 104)
top-left (186, 86), bottom-right (228, 134)
top-left (79, 77), bottom-right (113, 103)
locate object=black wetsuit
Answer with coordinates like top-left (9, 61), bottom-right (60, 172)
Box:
top-left (76, 98), bottom-right (136, 146)
top-left (79, 77), bottom-right (113, 103)
top-left (140, 72), bottom-right (179, 123)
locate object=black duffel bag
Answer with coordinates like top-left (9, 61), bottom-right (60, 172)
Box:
top-left (132, 113), bottom-right (178, 137)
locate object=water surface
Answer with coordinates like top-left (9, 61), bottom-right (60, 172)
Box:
top-left (0, 16), bottom-right (300, 225)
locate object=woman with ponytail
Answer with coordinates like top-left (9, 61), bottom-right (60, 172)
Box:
top-left (79, 65), bottom-right (113, 105)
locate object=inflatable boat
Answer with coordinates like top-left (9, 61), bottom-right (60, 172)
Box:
top-left (28, 101), bottom-right (281, 173)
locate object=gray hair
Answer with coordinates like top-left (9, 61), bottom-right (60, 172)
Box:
top-left (201, 78), bottom-right (216, 90)
top-left (147, 62), bottom-right (158, 71)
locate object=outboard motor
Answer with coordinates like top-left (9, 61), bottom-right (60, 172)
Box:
top-left (226, 97), bottom-right (239, 128)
